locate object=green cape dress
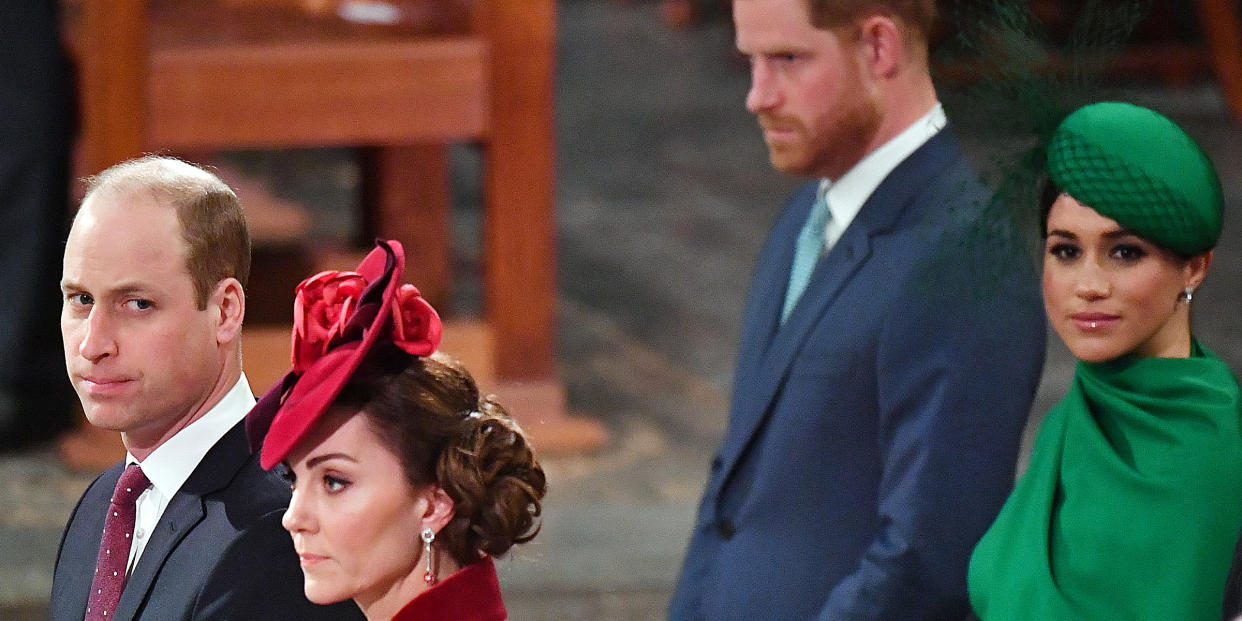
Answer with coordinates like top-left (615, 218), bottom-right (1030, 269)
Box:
top-left (969, 340), bottom-right (1242, 620)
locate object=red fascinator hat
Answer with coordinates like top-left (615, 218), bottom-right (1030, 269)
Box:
top-left (246, 239), bottom-right (442, 469)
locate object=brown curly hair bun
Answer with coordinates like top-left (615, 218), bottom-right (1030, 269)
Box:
top-left (332, 344), bottom-right (547, 567)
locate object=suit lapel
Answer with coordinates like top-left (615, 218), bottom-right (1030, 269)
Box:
top-left (54, 466), bottom-right (124, 621)
top-left (716, 221), bottom-right (874, 480)
top-left (763, 226), bottom-right (872, 380)
top-left (731, 183), bottom-right (816, 387)
top-left (115, 423), bottom-right (251, 619)
top-left (713, 131), bottom-right (961, 494)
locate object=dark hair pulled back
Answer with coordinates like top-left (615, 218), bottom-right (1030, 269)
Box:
top-left (333, 343), bottom-right (546, 567)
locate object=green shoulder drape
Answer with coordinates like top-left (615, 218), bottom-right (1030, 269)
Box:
top-left (969, 340), bottom-right (1242, 621)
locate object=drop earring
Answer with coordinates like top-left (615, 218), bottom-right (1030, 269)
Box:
top-left (1182, 286), bottom-right (1194, 304)
top-left (421, 528), bottom-right (437, 585)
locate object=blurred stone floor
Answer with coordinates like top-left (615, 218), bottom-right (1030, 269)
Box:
top-left (6, 1), bottom-right (1242, 619)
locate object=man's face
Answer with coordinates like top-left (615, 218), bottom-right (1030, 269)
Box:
top-left (61, 188), bottom-right (222, 451)
top-left (735, 0), bottom-right (880, 179)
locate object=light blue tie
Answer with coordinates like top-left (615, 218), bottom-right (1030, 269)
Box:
top-left (781, 186), bottom-right (832, 323)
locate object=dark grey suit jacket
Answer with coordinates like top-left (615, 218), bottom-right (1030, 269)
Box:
top-left (49, 422), bottom-right (363, 620)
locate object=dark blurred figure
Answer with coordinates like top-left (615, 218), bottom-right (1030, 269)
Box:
top-left (0, 1), bottom-right (76, 451)
top-left (1226, 534), bottom-right (1242, 620)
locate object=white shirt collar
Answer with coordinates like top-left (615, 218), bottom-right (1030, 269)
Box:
top-left (821, 103), bottom-right (947, 247)
top-left (127, 373), bottom-right (255, 499)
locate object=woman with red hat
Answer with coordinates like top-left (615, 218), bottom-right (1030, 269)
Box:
top-left (247, 239), bottom-right (545, 621)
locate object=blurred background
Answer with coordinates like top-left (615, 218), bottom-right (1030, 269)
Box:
top-left (3, 0), bottom-right (1242, 618)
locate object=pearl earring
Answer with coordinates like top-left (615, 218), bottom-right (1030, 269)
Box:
top-left (1182, 287), bottom-right (1194, 304)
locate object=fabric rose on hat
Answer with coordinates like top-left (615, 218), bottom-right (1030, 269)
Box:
top-left (291, 270), bottom-right (368, 373)
top-left (248, 239), bottom-right (449, 462)
top-left (391, 283), bottom-right (441, 356)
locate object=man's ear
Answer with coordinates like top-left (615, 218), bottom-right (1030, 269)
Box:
top-left (211, 277), bottom-right (246, 345)
top-left (855, 15), bottom-right (903, 80)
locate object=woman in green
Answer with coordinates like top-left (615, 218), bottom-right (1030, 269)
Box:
top-left (969, 101), bottom-right (1242, 620)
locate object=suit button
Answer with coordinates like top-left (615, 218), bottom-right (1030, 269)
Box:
top-left (716, 519), bottom-right (736, 539)
top-left (710, 456), bottom-right (722, 472)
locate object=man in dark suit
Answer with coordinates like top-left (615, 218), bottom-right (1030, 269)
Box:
top-left (50, 156), bottom-right (362, 620)
top-left (0, 0), bottom-right (75, 451)
top-left (669, 0), bottom-right (1046, 618)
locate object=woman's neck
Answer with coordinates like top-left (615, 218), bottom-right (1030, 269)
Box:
top-left (357, 557), bottom-right (463, 621)
top-left (1133, 315), bottom-right (1193, 360)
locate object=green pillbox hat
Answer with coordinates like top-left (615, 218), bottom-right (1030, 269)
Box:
top-left (1046, 102), bottom-right (1223, 255)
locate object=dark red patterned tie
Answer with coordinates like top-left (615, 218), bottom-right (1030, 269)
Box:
top-left (85, 464), bottom-right (149, 621)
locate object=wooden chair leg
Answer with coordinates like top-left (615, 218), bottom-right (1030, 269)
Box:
top-left (80, 0), bottom-right (147, 176)
top-left (1195, 0), bottom-right (1242, 121)
top-left (360, 145), bottom-right (453, 311)
top-left (484, 0), bottom-right (558, 382)
top-left (660, 0), bottom-right (699, 29)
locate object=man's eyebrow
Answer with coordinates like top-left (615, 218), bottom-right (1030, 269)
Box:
top-left (111, 284), bottom-right (154, 296)
top-left (58, 281), bottom-right (156, 297)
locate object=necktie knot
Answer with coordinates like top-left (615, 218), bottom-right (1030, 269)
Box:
top-left (112, 464), bottom-right (150, 506)
top-left (805, 191), bottom-right (832, 234)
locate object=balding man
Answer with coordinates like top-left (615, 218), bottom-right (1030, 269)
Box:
top-left (50, 156), bottom-right (362, 621)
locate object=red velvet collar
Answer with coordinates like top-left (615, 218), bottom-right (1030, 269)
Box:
top-left (391, 557), bottom-right (506, 621)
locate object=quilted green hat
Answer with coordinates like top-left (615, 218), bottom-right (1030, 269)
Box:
top-left (1046, 102), bottom-right (1223, 255)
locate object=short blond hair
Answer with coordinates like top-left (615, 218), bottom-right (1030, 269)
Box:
top-left (82, 156), bottom-right (251, 309)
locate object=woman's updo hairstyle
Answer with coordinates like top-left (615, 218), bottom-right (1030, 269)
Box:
top-left (333, 342), bottom-right (546, 567)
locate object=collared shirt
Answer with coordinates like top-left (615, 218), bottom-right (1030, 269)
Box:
top-left (820, 102), bottom-right (947, 249)
top-left (124, 374), bottom-right (255, 575)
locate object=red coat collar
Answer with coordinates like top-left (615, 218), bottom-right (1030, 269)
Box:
top-left (391, 557), bottom-right (506, 621)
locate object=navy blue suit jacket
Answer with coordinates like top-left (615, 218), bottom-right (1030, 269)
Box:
top-left (670, 130), bottom-right (1046, 620)
top-left (49, 422), bottom-right (363, 620)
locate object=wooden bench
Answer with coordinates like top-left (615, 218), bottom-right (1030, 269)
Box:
top-left (65, 0), bottom-right (606, 454)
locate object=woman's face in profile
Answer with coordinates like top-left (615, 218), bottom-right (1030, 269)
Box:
top-left (1042, 194), bottom-right (1204, 363)
top-left (281, 408), bottom-right (432, 613)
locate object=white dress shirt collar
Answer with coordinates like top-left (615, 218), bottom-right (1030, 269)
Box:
top-left (820, 103), bottom-right (947, 248)
top-left (124, 373), bottom-right (255, 572)
top-left (127, 373), bottom-right (255, 496)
